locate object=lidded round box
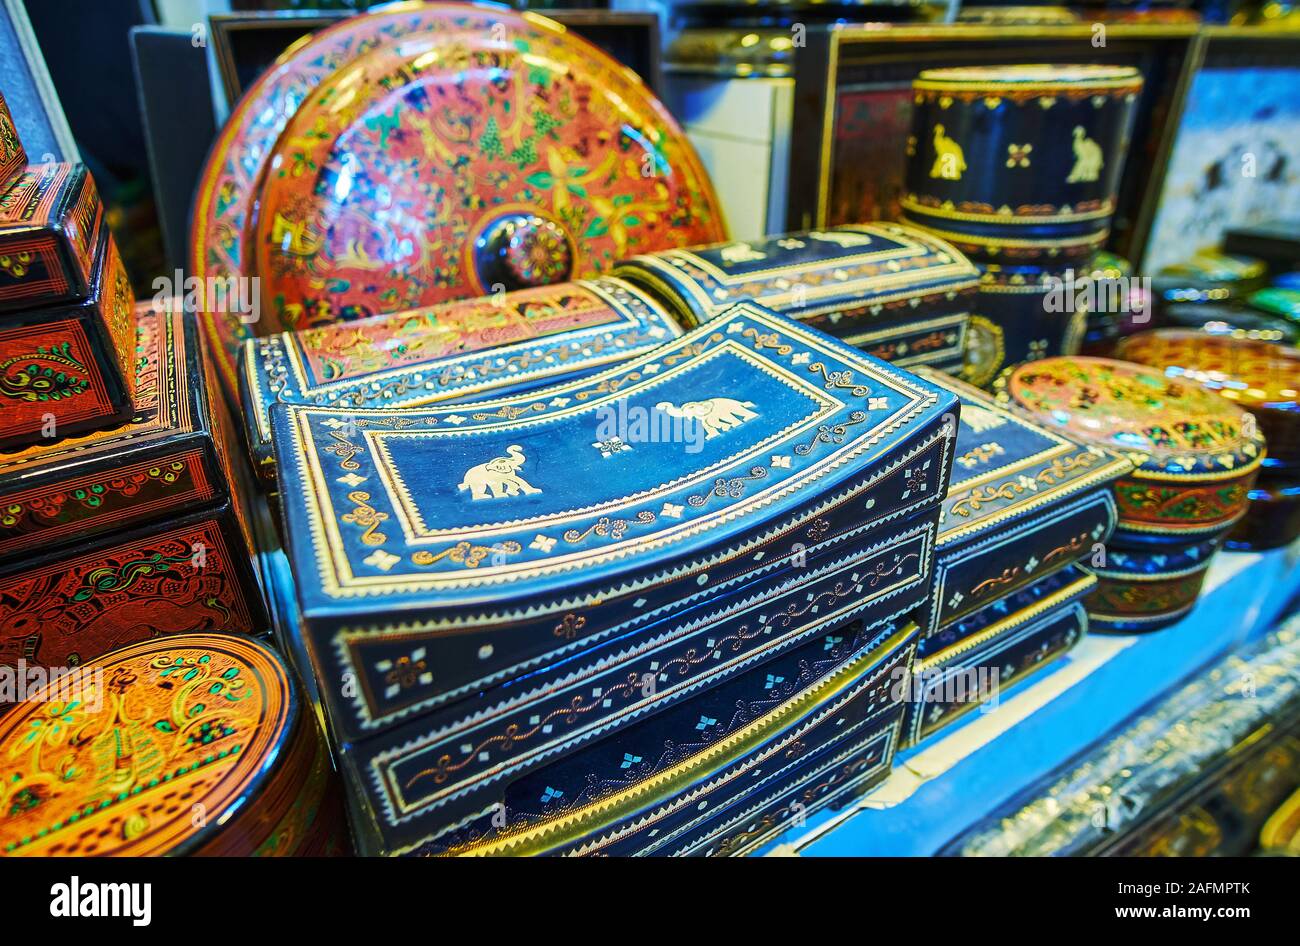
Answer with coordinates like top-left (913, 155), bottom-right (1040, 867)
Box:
top-left (901, 64), bottom-right (1142, 263)
top-left (0, 634), bottom-right (349, 856)
top-left (1085, 536), bottom-right (1221, 633)
top-left (1153, 252), bottom-right (1268, 310)
top-left (1116, 330), bottom-right (1300, 474)
top-left (962, 262), bottom-right (1083, 387)
top-left (1163, 303), bottom-right (1300, 346)
top-left (994, 356), bottom-right (1265, 544)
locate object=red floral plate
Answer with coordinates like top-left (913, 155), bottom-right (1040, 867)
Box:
top-left (190, 3), bottom-right (495, 404)
top-left (189, 2), bottom-right (723, 405)
top-left (247, 8), bottom-right (723, 335)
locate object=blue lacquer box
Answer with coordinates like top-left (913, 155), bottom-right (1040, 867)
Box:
top-left (543, 620), bottom-right (919, 857)
top-left (1085, 537), bottom-right (1223, 634)
top-left (240, 277), bottom-right (681, 484)
top-left (901, 65), bottom-right (1142, 264)
top-left (902, 565), bottom-right (1094, 747)
top-left (613, 223), bottom-right (979, 375)
top-left (272, 301), bottom-right (958, 738)
top-left (363, 619), bottom-right (919, 856)
top-left (961, 263), bottom-right (1085, 389)
top-left (271, 302), bottom-right (959, 854)
top-left (911, 369), bottom-right (1128, 639)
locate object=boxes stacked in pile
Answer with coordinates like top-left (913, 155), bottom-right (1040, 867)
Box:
top-left (613, 223), bottom-right (979, 376)
top-left (0, 162), bottom-right (134, 447)
top-left (270, 302), bottom-right (960, 855)
top-left (0, 302), bottom-right (269, 669)
top-left (1115, 330), bottom-right (1300, 553)
top-left (995, 357), bottom-right (1265, 632)
top-left (898, 370), bottom-right (1130, 746)
top-left (898, 65), bottom-right (1143, 387)
top-left (0, 109), bottom-right (268, 673)
top-left (0, 92), bottom-right (24, 194)
top-left (239, 277), bottom-right (684, 487)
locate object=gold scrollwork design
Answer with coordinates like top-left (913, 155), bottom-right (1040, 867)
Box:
top-left (794, 411), bottom-right (869, 456)
top-left (972, 566), bottom-right (1020, 597)
top-left (950, 450), bottom-right (1101, 517)
top-left (554, 613), bottom-right (587, 640)
top-left (807, 362), bottom-right (869, 397)
top-left (324, 430), bottom-right (363, 471)
top-left (411, 539), bottom-right (523, 569)
top-left (563, 512), bottom-right (657, 544)
top-left (468, 404), bottom-right (547, 422)
top-left (687, 467), bottom-right (768, 507)
top-left (771, 582), bottom-right (852, 628)
top-left (661, 334), bottom-right (724, 366)
top-left (341, 490), bottom-right (388, 546)
top-left (1043, 531), bottom-right (1090, 565)
top-left (402, 619), bottom-right (773, 791)
top-left (741, 328), bottom-right (792, 355)
top-left (956, 442), bottom-right (1006, 470)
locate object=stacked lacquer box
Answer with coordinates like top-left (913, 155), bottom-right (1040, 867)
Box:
top-left (269, 300), bottom-right (961, 855)
top-left (247, 216), bottom-right (1209, 852)
top-left (899, 65), bottom-right (1143, 388)
top-left (0, 92), bottom-right (266, 677)
top-left (898, 370), bottom-right (1131, 745)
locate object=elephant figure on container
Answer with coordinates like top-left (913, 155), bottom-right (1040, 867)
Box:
top-left (458, 444), bottom-right (542, 500)
top-left (1067, 126), bottom-right (1104, 184)
top-left (656, 397), bottom-right (759, 440)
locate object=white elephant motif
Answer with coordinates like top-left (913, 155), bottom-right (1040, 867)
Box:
top-left (656, 397), bottom-right (759, 440)
top-left (458, 444), bottom-right (542, 501)
top-left (718, 242), bottom-right (767, 264)
top-left (809, 230), bottom-right (873, 248)
top-left (960, 403), bottom-right (1008, 434)
top-left (1067, 126), bottom-right (1104, 184)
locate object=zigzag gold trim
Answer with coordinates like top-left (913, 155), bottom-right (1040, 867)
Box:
top-left (901, 220), bottom-right (1109, 250)
top-left (902, 194), bottom-right (1115, 225)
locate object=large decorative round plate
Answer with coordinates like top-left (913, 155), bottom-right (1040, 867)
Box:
top-left (248, 8), bottom-right (723, 335)
top-left (188, 3), bottom-right (723, 404)
top-left (0, 634), bottom-right (295, 856)
top-left (192, 3), bottom-right (499, 402)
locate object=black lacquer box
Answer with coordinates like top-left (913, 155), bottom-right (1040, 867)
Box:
top-left (271, 302), bottom-right (961, 854)
top-left (913, 368), bottom-right (1128, 638)
top-left (903, 564), bottom-right (1094, 747)
top-left (901, 64), bottom-right (1142, 263)
top-left (614, 223), bottom-right (979, 375)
